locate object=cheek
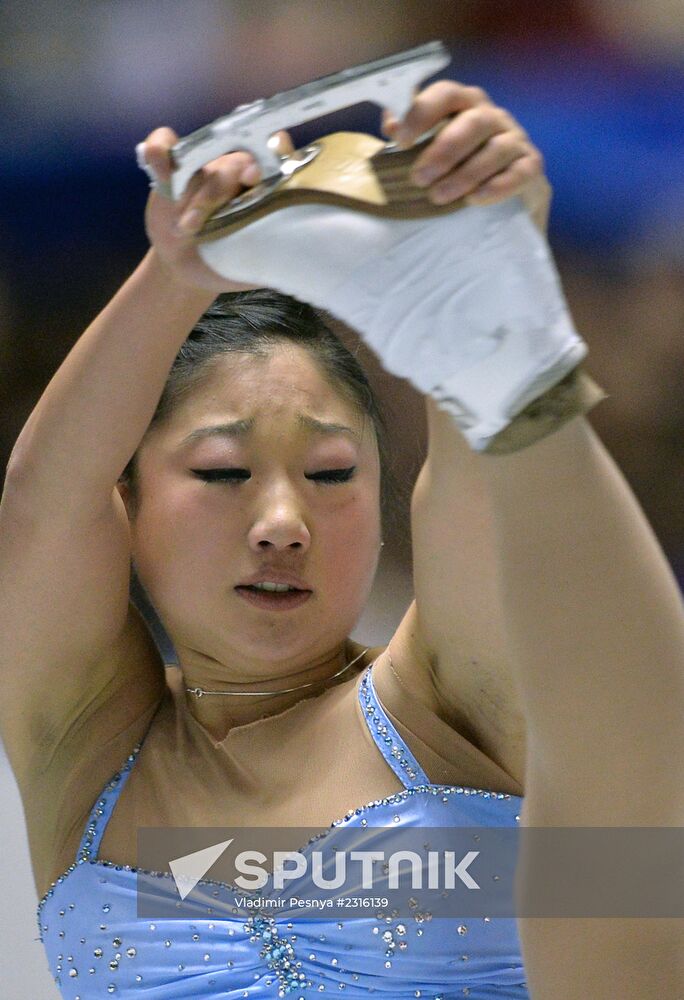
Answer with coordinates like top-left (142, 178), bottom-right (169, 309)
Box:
top-left (321, 488), bottom-right (380, 568)
top-left (133, 484), bottom-right (239, 582)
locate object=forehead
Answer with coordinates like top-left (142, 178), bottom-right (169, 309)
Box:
top-left (163, 345), bottom-right (370, 441)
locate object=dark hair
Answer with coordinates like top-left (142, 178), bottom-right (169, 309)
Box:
top-left (120, 289), bottom-right (399, 530)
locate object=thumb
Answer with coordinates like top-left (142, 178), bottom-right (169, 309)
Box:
top-left (269, 130), bottom-right (296, 157)
top-left (239, 131), bottom-right (297, 187)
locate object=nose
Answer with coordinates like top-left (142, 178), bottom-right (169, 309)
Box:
top-left (247, 483), bottom-right (312, 553)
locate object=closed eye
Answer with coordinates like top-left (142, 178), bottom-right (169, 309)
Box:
top-left (191, 467), bottom-right (356, 484)
top-left (192, 468), bottom-right (250, 483)
top-left (307, 467), bottom-right (356, 484)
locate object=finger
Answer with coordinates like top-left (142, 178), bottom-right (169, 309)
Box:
top-left (269, 129), bottom-right (295, 157)
top-left (240, 130), bottom-right (295, 187)
top-left (381, 107), bottom-right (406, 138)
top-left (177, 149), bottom-right (257, 212)
top-left (238, 159), bottom-right (262, 187)
top-left (410, 105), bottom-right (516, 187)
top-left (427, 131), bottom-right (532, 204)
top-left (140, 126), bottom-right (180, 184)
top-left (463, 151), bottom-right (545, 206)
top-left (393, 80), bottom-right (492, 146)
top-left (177, 154), bottom-right (257, 234)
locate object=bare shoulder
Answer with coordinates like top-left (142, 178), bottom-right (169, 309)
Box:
top-left (380, 599), bottom-right (527, 791)
top-left (18, 605), bottom-right (167, 898)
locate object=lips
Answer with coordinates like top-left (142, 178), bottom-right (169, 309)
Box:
top-left (234, 571), bottom-right (313, 612)
top-left (236, 571), bottom-right (312, 592)
top-left (234, 587), bottom-right (313, 611)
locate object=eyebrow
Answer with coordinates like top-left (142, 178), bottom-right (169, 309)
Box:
top-left (180, 414), bottom-right (361, 446)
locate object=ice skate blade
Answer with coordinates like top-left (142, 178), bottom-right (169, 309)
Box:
top-left (164, 41), bottom-right (450, 197)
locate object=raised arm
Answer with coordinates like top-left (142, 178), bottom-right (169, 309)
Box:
top-left (395, 91), bottom-right (684, 997)
top-left (0, 131), bottom-right (259, 793)
top-left (414, 401), bottom-right (684, 996)
top-left (377, 83), bottom-right (684, 807)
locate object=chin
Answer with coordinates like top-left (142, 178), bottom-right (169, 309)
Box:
top-left (229, 615), bottom-right (354, 664)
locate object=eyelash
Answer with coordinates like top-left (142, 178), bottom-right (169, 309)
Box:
top-left (191, 467), bottom-right (357, 485)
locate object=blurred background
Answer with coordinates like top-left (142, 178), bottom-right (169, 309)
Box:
top-left (1, 1), bottom-right (682, 995)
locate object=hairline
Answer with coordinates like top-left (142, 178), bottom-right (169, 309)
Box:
top-left (152, 341), bottom-right (378, 447)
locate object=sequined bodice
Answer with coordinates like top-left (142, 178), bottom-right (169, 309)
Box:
top-left (37, 663), bottom-right (528, 998)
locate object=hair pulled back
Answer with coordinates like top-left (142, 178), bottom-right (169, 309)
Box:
top-left (120, 289), bottom-right (398, 530)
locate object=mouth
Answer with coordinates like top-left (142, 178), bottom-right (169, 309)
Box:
top-left (234, 585), bottom-right (313, 611)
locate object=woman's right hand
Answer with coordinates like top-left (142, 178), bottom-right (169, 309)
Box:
top-left (139, 126), bottom-right (293, 293)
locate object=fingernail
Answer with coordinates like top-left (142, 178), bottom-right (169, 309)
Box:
top-left (430, 188), bottom-right (452, 205)
top-left (177, 208), bottom-right (202, 233)
top-left (240, 163), bottom-right (261, 186)
top-left (465, 188), bottom-right (490, 205)
top-left (413, 167), bottom-right (437, 187)
top-left (393, 126), bottom-right (412, 147)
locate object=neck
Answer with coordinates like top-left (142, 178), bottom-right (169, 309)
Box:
top-left (180, 640), bottom-right (370, 741)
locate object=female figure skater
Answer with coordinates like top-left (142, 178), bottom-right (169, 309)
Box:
top-left (0, 78), bottom-right (682, 999)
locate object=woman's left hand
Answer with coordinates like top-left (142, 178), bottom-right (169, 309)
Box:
top-left (383, 81), bottom-right (551, 233)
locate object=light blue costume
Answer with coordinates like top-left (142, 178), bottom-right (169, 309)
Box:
top-left (38, 662), bottom-right (528, 998)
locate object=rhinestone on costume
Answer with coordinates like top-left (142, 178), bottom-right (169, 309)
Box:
top-left (246, 913), bottom-right (311, 995)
